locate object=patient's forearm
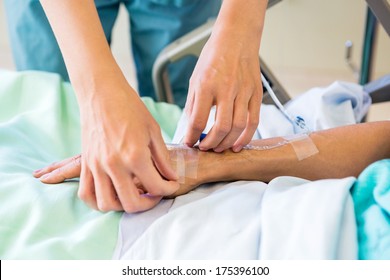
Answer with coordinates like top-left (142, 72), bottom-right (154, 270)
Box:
top-left (36, 121), bottom-right (390, 197)
top-left (196, 121), bottom-right (390, 184)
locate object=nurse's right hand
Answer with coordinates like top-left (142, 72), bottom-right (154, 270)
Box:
top-left (70, 76), bottom-right (179, 213)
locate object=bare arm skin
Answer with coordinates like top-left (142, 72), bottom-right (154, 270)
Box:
top-left (211, 121), bottom-right (390, 182)
top-left (184, 0), bottom-right (267, 153)
top-left (34, 121), bottom-right (390, 200)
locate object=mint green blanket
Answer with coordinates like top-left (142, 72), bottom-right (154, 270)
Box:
top-left (0, 70), bottom-right (181, 259)
top-left (351, 159), bottom-right (390, 260)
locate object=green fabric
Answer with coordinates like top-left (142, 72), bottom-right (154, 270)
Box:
top-left (351, 159), bottom-right (390, 260)
top-left (0, 70), bottom-right (182, 259)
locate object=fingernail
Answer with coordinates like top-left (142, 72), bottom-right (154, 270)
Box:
top-left (184, 142), bottom-right (192, 148)
top-left (214, 148), bottom-right (223, 153)
top-left (33, 169), bottom-right (42, 174)
top-left (233, 145), bottom-right (242, 153)
top-left (198, 145), bottom-right (208, 151)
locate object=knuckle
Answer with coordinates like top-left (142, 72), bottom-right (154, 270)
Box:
top-left (225, 93), bottom-right (236, 102)
top-left (126, 149), bottom-right (145, 166)
top-left (189, 120), bottom-right (204, 133)
top-left (105, 155), bottom-right (118, 168)
top-left (215, 122), bottom-right (232, 135)
top-left (77, 187), bottom-right (89, 202)
top-left (233, 119), bottom-right (247, 131)
top-left (122, 202), bottom-right (138, 213)
top-left (201, 82), bottom-right (214, 93)
top-left (73, 155), bottom-right (82, 166)
top-left (147, 187), bottom-right (165, 197)
top-left (97, 200), bottom-right (113, 212)
top-left (255, 84), bottom-right (263, 94)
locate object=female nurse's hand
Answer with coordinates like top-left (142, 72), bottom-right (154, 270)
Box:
top-left (36, 77), bottom-right (179, 213)
top-left (77, 79), bottom-right (179, 212)
top-left (184, 32), bottom-right (263, 153)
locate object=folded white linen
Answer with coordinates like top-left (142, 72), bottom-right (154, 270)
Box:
top-left (260, 177), bottom-right (357, 259)
top-left (114, 177), bottom-right (357, 259)
top-left (115, 181), bottom-right (267, 260)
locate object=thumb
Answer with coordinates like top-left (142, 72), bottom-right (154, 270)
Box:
top-left (150, 132), bottom-right (178, 181)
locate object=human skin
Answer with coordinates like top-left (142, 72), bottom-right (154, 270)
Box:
top-left (184, 0), bottom-right (267, 152)
top-left (39, 0), bottom-right (267, 212)
top-left (34, 121), bottom-right (390, 205)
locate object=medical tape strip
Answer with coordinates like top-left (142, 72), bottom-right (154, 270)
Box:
top-left (283, 133), bottom-right (319, 160)
top-left (243, 133), bottom-right (319, 161)
top-left (166, 144), bottom-right (199, 183)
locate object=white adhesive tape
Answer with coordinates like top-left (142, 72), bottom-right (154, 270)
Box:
top-left (167, 144), bottom-right (199, 183)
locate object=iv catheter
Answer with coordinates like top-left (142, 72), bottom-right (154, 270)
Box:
top-left (260, 73), bottom-right (311, 134)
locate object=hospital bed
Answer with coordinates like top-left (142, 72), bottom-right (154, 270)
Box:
top-left (0, 69), bottom-right (389, 260)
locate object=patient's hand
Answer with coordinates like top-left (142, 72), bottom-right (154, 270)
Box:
top-left (33, 148), bottom-right (228, 198)
top-left (34, 155), bottom-right (82, 184)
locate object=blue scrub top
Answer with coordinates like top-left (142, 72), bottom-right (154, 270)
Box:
top-left (5, 0), bottom-right (221, 107)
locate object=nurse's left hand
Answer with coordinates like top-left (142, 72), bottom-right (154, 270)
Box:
top-left (184, 33), bottom-right (263, 153)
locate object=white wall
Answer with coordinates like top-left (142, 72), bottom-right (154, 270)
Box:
top-left (261, 0), bottom-right (390, 94)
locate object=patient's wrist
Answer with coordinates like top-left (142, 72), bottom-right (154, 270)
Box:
top-left (166, 138), bottom-right (297, 197)
top-left (208, 139), bottom-right (297, 183)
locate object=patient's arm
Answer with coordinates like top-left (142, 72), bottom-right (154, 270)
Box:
top-left (34, 121), bottom-right (390, 197)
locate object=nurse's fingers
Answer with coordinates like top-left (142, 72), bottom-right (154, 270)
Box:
top-left (127, 149), bottom-right (179, 197)
top-left (198, 99), bottom-right (234, 151)
top-left (92, 165), bottom-right (123, 212)
top-left (233, 92), bottom-right (261, 151)
top-left (78, 163), bottom-right (98, 210)
top-left (109, 166), bottom-right (162, 213)
top-left (212, 94), bottom-right (250, 152)
top-left (39, 155), bottom-right (82, 183)
top-left (150, 128), bottom-right (178, 182)
top-left (184, 91), bottom-right (213, 148)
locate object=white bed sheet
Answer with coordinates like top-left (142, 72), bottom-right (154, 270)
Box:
top-left (113, 177), bottom-right (357, 259)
